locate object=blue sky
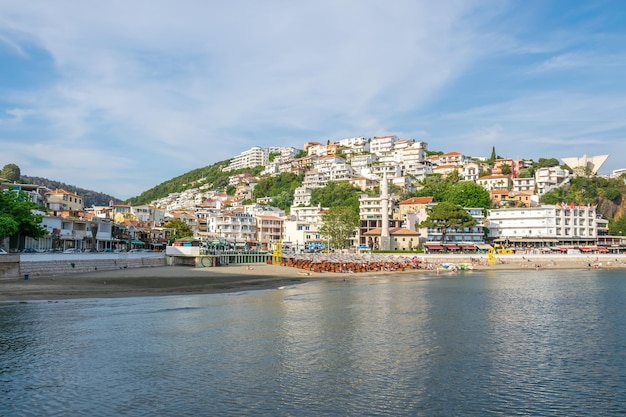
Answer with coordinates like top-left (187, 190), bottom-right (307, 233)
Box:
top-left (1, 1), bottom-right (625, 200)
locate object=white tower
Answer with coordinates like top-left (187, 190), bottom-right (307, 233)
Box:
top-left (380, 173), bottom-right (391, 250)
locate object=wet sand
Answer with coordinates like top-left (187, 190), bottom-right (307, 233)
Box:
top-left (2, 254), bottom-right (624, 302)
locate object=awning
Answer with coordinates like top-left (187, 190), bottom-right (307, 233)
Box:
top-left (475, 244), bottom-right (492, 250)
top-left (425, 244), bottom-right (443, 250)
top-left (580, 247), bottom-right (597, 252)
top-left (123, 239), bottom-right (145, 245)
top-left (598, 247), bottom-right (609, 253)
top-left (444, 245), bottom-right (460, 250)
top-left (460, 244), bottom-right (476, 250)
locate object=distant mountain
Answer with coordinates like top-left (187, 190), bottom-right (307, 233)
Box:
top-left (21, 176), bottom-right (122, 208)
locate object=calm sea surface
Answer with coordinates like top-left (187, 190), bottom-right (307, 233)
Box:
top-left (2, 269), bottom-right (626, 416)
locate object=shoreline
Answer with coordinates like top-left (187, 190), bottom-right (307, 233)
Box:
top-left (2, 254), bottom-right (625, 302)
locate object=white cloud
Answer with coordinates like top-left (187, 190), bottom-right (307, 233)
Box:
top-left (1, 1), bottom-right (625, 197)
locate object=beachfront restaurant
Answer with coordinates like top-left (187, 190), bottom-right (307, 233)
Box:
top-left (424, 242), bottom-right (488, 253)
top-left (492, 237), bottom-right (558, 253)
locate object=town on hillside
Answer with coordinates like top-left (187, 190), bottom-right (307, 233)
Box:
top-left (2, 136), bottom-right (626, 254)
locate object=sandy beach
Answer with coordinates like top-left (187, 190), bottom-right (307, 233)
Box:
top-left (2, 254), bottom-right (625, 301)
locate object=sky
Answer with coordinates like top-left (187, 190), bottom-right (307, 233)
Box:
top-left (1, 1), bottom-right (626, 200)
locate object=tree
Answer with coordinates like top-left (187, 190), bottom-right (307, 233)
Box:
top-left (609, 215), bottom-right (626, 236)
top-left (489, 147), bottom-right (496, 164)
top-left (268, 151), bottom-right (280, 162)
top-left (500, 163), bottom-right (511, 175)
top-left (271, 190), bottom-right (293, 211)
top-left (0, 190), bottom-right (47, 243)
top-left (444, 181), bottom-right (491, 210)
top-left (1, 164), bottom-right (21, 182)
top-left (310, 181), bottom-right (361, 216)
top-left (293, 149), bottom-right (308, 159)
top-left (319, 207), bottom-right (359, 250)
top-left (534, 158), bottom-right (560, 169)
top-left (419, 201), bottom-right (476, 244)
top-left (164, 218), bottom-right (193, 243)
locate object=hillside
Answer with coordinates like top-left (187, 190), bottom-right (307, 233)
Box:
top-left (126, 159), bottom-right (240, 206)
top-left (21, 176), bottom-right (121, 208)
top-left (540, 175), bottom-right (626, 221)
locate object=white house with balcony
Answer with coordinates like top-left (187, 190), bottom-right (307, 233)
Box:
top-left (476, 175), bottom-right (512, 191)
top-left (215, 212), bottom-right (257, 247)
top-left (314, 155), bottom-right (354, 181)
top-left (370, 135), bottom-right (397, 155)
top-left (535, 167), bottom-right (570, 195)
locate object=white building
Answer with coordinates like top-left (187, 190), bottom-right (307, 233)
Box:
top-left (398, 141), bottom-right (430, 178)
top-left (423, 208), bottom-right (486, 251)
top-left (215, 212), bottom-right (257, 247)
top-left (338, 136), bottom-right (368, 148)
top-left (223, 146), bottom-right (270, 172)
top-left (314, 155), bottom-right (354, 181)
top-left (512, 177), bottom-right (536, 194)
top-left (286, 205), bottom-right (328, 250)
top-left (487, 204), bottom-right (598, 247)
top-left (476, 175), bottom-right (512, 191)
top-left (370, 135), bottom-right (397, 155)
top-left (350, 153), bottom-right (377, 176)
top-left (534, 166), bottom-right (570, 195)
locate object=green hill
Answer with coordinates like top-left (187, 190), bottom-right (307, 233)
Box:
top-left (21, 176), bottom-right (121, 208)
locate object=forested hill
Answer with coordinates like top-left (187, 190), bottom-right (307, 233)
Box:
top-left (125, 159), bottom-right (241, 206)
top-left (21, 176), bottom-right (121, 208)
top-left (540, 175), bottom-right (626, 221)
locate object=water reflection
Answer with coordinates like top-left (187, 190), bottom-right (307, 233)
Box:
top-left (1, 270), bottom-right (626, 416)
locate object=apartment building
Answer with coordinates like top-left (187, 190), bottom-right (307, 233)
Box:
top-left (223, 146), bottom-right (270, 172)
top-left (370, 135), bottom-right (397, 155)
top-left (512, 176), bottom-right (535, 193)
top-left (487, 204), bottom-right (598, 247)
top-left (398, 141), bottom-right (429, 178)
top-left (338, 136), bottom-right (370, 155)
top-left (314, 155), bottom-right (354, 181)
top-left (535, 167), bottom-right (570, 195)
top-left (460, 162), bottom-right (484, 182)
top-left (423, 208), bottom-right (487, 252)
top-left (350, 153), bottom-right (377, 176)
top-left (429, 151), bottom-right (468, 167)
top-left (287, 206), bottom-right (327, 250)
top-left (215, 212), bottom-right (257, 247)
top-left (256, 215), bottom-right (284, 250)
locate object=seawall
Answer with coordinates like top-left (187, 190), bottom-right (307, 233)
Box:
top-left (1, 254), bottom-right (168, 280)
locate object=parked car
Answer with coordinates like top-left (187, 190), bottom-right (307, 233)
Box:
top-left (0, 248), bottom-right (7, 255)
top-left (63, 248), bottom-right (81, 254)
top-left (83, 248), bottom-right (99, 253)
top-left (22, 248), bottom-right (38, 253)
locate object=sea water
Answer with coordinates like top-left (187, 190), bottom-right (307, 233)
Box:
top-left (1, 269), bottom-right (625, 416)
